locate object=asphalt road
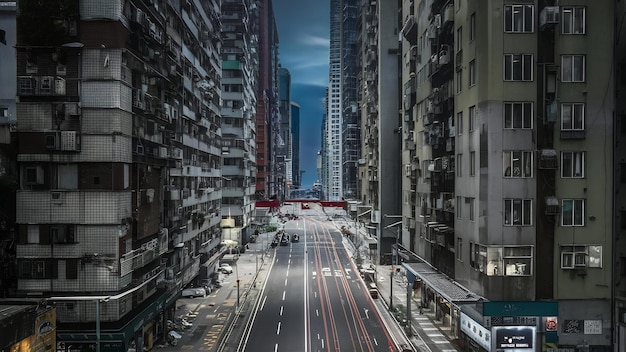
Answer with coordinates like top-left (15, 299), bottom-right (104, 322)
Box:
top-left (241, 216), bottom-right (399, 352)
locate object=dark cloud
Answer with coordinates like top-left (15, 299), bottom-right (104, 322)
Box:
top-left (273, 0), bottom-right (329, 188)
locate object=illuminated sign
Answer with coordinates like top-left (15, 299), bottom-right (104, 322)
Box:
top-left (494, 326), bottom-right (535, 350)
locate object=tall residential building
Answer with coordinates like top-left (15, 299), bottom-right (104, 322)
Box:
top-left (290, 101), bottom-right (301, 189)
top-left (277, 67), bottom-right (291, 200)
top-left (221, 0), bottom-right (258, 245)
top-left (0, 1), bottom-right (17, 298)
top-left (356, 0), bottom-right (401, 264)
top-left (14, 1), bottom-right (223, 351)
top-left (324, 0), bottom-right (343, 201)
top-left (341, 0), bottom-right (360, 200)
top-left (254, 0), bottom-right (280, 202)
top-left (394, 1), bottom-right (620, 350)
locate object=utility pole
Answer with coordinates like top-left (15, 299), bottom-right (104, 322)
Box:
top-left (383, 214), bottom-right (403, 311)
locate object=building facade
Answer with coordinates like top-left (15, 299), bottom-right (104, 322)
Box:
top-left (290, 101), bottom-right (301, 190)
top-left (220, 0), bottom-right (258, 246)
top-left (393, 0), bottom-right (620, 351)
top-left (14, 1), bottom-right (223, 351)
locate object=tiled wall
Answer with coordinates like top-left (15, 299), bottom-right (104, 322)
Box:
top-left (16, 191), bottom-right (132, 224)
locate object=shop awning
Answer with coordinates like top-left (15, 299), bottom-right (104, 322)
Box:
top-left (403, 262), bottom-right (484, 305)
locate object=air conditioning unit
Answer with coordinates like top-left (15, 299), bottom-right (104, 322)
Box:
top-left (60, 131), bottom-right (80, 151)
top-left (434, 14), bottom-right (442, 29)
top-left (405, 164), bottom-right (412, 177)
top-left (51, 192), bottom-right (63, 205)
top-left (439, 48), bottom-right (450, 65)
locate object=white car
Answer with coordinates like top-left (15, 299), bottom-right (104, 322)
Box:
top-left (219, 263), bottom-right (233, 274)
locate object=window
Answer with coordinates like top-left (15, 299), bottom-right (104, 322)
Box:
top-left (457, 238), bottom-right (463, 261)
top-left (27, 225), bottom-right (39, 244)
top-left (562, 7), bottom-right (585, 34)
top-left (504, 199), bottom-right (532, 226)
top-left (20, 260), bottom-right (46, 278)
top-left (504, 4), bottom-right (534, 33)
top-left (503, 246), bottom-right (533, 275)
top-left (561, 245), bottom-right (602, 269)
top-left (456, 26), bottom-right (462, 52)
top-left (561, 103), bottom-right (584, 130)
top-left (66, 259), bottom-right (78, 279)
top-left (486, 246), bottom-right (533, 276)
top-left (504, 54), bottom-right (533, 81)
top-left (0, 107), bottom-right (7, 118)
top-left (562, 199), bottom-right (585, 226)
top-left (469, 151), bottom-right (476, 176)
top-left (561, 55), bottom-right (585, 82)
top-left (469, 60), bottom-right (476, 86)
top-left (469, 105), bottom-right (476, 131)
top-left (504, 102), bottom-right (533, 129)
top-left (456, 153), bottom-right (462, 177)
top-left (561, 151), bottom-right (585, 178)
top-left (468, 197), bottom-right (475, 221)
top-left (470, 244), bottom-right (487, 273)
top-left (457, 111), bottom-right (463, 135)
top-left (456, 196), bottom-right (462, 218)
top-left (503, 151), bottom-right (533, 178)
top-left (470, 13), bottom-right (476, 40)
top-left (456, 68), bottom-right (462, 93)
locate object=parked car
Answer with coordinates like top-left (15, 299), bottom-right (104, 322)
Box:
top-left (219, 263), bottom-right (233, 274)
top-left (271, 240), bottom-right (278, 247)
top-left (291, 234), bottom-right (299, 243)
top-left (181, 287), bottom-right (206, 298)
top-left (280, 237), bottom-right (289, 246)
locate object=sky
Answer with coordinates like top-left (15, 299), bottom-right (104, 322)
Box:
top-left (273, 0), bottom-right (330, 189)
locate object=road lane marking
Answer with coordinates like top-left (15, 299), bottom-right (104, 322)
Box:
top-left (364, 308), bottom-right (369, 319)
top-left (316, 309), bottom-right (319, 316)
top-left (275, 344), bottom-right (279, 352)
top-left (373, 337), bottom-right (378, 345)
top-left (285, 278), bottom-right (288, 286)
top-left (282, 291), bottom-right (286, 300)
top-left (280, 306), bottom-right (284, 315)
top-left (277, 321), bottom-right (281, 334)
top-left (261, 296), bottom-right (267, 311)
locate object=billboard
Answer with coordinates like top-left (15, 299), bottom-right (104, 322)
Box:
top-left (493, 326), bottom-right (536, 351)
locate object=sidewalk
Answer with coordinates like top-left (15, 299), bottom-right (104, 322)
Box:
top-left (158, 230), bottom-right (277, 351)
top-left (337, 218), bottom-right (460, 352)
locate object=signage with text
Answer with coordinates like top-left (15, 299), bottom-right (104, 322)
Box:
top-left (494, 326), bottom-right (535, 350)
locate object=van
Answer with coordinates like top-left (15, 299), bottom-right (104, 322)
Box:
top-left (181, 287), bottom-right (206, 298)
top-left (368, 283), bottom-right (379, 299)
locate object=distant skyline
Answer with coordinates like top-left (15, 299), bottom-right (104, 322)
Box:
top-left (273, 0), bottom-right (329, 189)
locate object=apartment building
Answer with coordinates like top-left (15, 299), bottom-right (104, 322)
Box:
top-left (290, 101), bottom-right (301, 190)
top-left (14, 1), bottom-right (222, 351)
top-left (0, 1), bottom-right (17, 298)
top-left (341, 0), bottom-right (360, 201)
top-left (394, 0), bottom-right (619, 351)
top-left (277, 67), bottom-right (291, 200)
top-left (325, 0), bottom-right (344, 201)
top-left (221, 0), bottom-right (258, 246)
top-left (254, 0), bottom-right (280, 201)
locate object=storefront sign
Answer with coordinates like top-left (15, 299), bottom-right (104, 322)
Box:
top-left (583, 320), bottom-right (602, 334)
top-left (460, 312), bottom-right (491, 351)
top-left (494, 326), bottom-right (535, 350)
top-left (545, 317), bottom-right (558, 332)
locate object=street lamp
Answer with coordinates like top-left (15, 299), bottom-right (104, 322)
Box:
top-left (383, 214), bottom-right (403, 310)
top-left (96, 297), bottom-right (110, 352)
top-left (353, 205), bottom-right (372, 265)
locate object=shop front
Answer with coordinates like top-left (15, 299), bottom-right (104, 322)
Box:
top-left (403, 262), bottom-right (484, 341)
top-left (56, 288), bottom-right (180, 352)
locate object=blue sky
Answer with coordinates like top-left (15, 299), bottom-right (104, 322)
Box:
top-left (273, 0), bottom-right (329, 188)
